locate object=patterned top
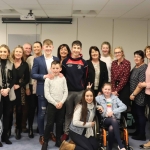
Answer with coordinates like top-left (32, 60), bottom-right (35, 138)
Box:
top-left (130, 64), bottom-right (147, 106)
top-left (111, 58), bottom-right (131, 92)
top-left (93, 63), bottom-right (100, 90)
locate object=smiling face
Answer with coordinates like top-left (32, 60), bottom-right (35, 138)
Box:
top-left (50, 64), bottom-right (62, 76)
top-left (91, 49), bottom-right (99, 60)
top-left (60, 46), bottom-right (69, 59)
top-left (23, 44), bottom-right (32, 57)
top-left (33, 43), bottom-right (42, 55)
top-left (0, 47), bottom-right (9, 59)
top-left (101, 44), bottom-right (110, 56)
top-left (85, 90), bottom-right (94, 104)
top-left (114, 48), bottom-right (124, 60)
top-left (14, 47), bottom-right (23, 59)
top-left (134, 54), bottom-right (144, 66)
top-left (43, 44), bottom-right (54, 56)
top-left (146, 48), bottom-right (150, 60)
top-left (71, 44), bottom-right (81, 58)
top-left (102, 84), bottom-right (112, 98)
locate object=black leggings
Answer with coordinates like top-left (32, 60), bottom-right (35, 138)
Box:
top-left (103, 117), bottom-right (124, 150)
top-left (69, 130), bottom-right (99, 150)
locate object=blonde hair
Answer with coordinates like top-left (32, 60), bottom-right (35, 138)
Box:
top-left (43, 39), bottom-right (53, 45)
top-left (114, 46), bottom-right (125, 57)
top-left (101, 41), bottom-right (113, 59)
top-left (11, 45), bottom-right (25, 62)
top-left (0, 44), bottom-right (12, 61)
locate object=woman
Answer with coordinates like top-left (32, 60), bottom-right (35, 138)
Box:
top-left (87, 46), bottom-right (108, 96)
top-left (26, 41), bottom-right (42, 138)
top-left (60, 88), bottom-right (99, 150)
top-left (130, 50), bottom-right (147, 141)
top-left (111, 46), bottom-right (131, 107)
top-left (0, 44), bottom-right (16, 146)
top-left (57, 44), bottom-right (71, 64)
top-left (11, 45), bottom-right (30, 140)
top-left (139, 46), bottom-right (150, 148)
top-left (101, 41), bottom-right (113, 82)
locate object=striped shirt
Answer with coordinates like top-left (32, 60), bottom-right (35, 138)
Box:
top-left (130, 64), bottom-right (147, 106)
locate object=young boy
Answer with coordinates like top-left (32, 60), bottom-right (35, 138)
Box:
top-left (61, 40), bottom-right (88, 141)
top-left (31, 39), bottom-right (59, 145)
top-left (41, 60), bottom-right (68, 150)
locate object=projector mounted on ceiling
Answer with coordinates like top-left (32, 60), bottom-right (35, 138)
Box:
top-left (20, 10), bottom-right (35, 20)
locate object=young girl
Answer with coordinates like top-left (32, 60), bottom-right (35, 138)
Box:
top-left (60, 89), bottom-right (99, 150)
top-left (96, 83), bottom-right (127, 150)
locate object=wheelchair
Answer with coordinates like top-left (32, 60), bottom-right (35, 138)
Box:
top-left (93, 112), bottom-right (133, 150)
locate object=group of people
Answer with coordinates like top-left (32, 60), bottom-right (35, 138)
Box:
top-left (0, 39), bottom-right (149, 150)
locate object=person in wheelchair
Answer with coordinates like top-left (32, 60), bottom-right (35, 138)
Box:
top-left (96, 82), bottom-right (127, 150)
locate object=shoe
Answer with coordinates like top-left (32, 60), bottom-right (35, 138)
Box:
top-left (61, 134), bottom-right (69, 142)
top-left (55, 138), bottom-right (62, 147)
top-left (15, 129), bottom-right (21, 140)
top-left (39, 136), bottom-right (44, 145)
top-left (59, 140), bottom-right (75, 150)
top-left (132, 134), bottom-right (146, 141)
top-left (0, 142), bottom-right (3, 147)
top-left (139, 141), bottom-right (150, 149)
top-left (50, 132), bottom-right (56, 142)
top-left (41, 142), bottom-right (48, 150)
top-left (1, 137), bottom-right (12, 144)
top-left (118, 146), bottom-right (126, 150)
top-left (28, 128), bottom-right (34, 138)
top-left (129, 130), bottom-right (138, 136)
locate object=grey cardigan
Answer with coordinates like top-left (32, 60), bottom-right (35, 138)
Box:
top-left (0, 60), bottom-right (16, 101)
top-left (96, 94), bottom-right (127, 119)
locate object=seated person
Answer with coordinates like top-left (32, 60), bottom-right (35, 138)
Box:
top-left (96, 82), bottom-right (127, 150)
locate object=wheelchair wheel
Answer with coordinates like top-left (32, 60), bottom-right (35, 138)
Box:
top-left (93, 115), bottom-right (100, 139)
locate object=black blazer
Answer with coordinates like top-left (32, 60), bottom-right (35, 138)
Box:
top-left (86, 60), bottom-right (108, 92)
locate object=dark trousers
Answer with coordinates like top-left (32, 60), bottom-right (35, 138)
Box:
top-left (44, 103), bottom-right (65, 142)
top-left (146, 94), bottom-right (150, 121)
top-left (27, 84), bottom-right (38, 129)
top-left (69, 130), bottom-right (99, 150)
top-left (131, 101), bottom-right (146, 135)
top-left (0, 96), bottom-right (12, 138)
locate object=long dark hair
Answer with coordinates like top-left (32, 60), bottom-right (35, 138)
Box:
top-left (79, 88), bottom-right (96, 125)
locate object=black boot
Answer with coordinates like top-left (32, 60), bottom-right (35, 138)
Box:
top-left (55, 138), bottom-right (62, 147)
top-left (41, 142), bottom-right (48, 150)
top-left (1, 132), bottom-right (12, 144)
top-left (15, 129), bottom-right (21, 140)
top-left (28, 128), bottom-right (34, 138)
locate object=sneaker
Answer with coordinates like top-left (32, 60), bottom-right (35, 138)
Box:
top-left (61, 134), bottom-right (69, 142)
top-left (118, 146), bottom-right (126, 150)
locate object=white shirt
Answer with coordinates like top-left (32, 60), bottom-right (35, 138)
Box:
top-left (45, 56), bottom-right (53, 73)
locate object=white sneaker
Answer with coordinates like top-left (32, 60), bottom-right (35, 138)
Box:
top-left (118, 146), bottom-right (126, 150)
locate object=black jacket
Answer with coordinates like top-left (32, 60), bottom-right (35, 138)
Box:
top-left (86, 60), bottom-right (108, 92)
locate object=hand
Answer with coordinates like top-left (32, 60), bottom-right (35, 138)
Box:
top-left (138, 82), bottom-right (147, 88)
top-left (97, 92), bottom-right (102, 96)
top-left (97, 106), bottom-right (103, 113)
top-left (26, 88), bottom-right (31, 95)
top-left (107, 111), bottom-right (113, 117)
top-left (1, 88), bottom-right (9, 97)
top-left (130, 94), bottom-right (135, 101)
top-left (14, 84), bottom-right (20, 90)
top-left (87, 82), bottom-right (93, 89)
top-left (112, 91), bottom-right (119, 96)
top-left (56, 102), bottom-right (63, 109)
top-left (59, 73), bottom-right (64, 78)
top-left (91, 121), bottom-right (95, 127)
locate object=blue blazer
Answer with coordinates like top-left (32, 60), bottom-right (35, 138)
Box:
top-left (31, 55), bottom-right (59, 95)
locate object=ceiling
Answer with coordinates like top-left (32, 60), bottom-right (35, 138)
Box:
top-left (0, 0), bottom-right (150, 19)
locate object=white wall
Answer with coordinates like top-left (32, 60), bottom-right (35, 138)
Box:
top-left (0, 18), bottom-right (149, 67)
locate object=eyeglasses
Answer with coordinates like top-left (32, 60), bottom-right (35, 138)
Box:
top-left (114, 51), bottom-right (122, 55)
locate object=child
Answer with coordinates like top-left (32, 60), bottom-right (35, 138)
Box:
top-left (31, 39), bottom-right (59, 145)
top-left (61, 40), bottom-right (88, 141)
top-left (96, 83), bottom-right (127, 150)
top-left (60, 88), bottom-right (99, 150)
top-left (41, 60), bottom-right (68, 150)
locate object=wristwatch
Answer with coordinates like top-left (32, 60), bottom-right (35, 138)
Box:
top-left (132, 93), bottom-right (136, 96)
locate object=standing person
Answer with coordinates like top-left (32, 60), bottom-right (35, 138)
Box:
top-left (101, 41), bottom-right (113, 82)
top-left (22, 42), bottom-right (32, 132)
top-left (11, 45), bottom-right (30, 140)
top-left (0, 44), bottom-right (16, 146)
top-left (111, 47), bottom-right (131, 107)
top-left (26, 41), bottom-right (42, 138)
top-left (96, 83), bottom-right (127, 150)
top-left (87, 46), bottom-right (108, 96)
top-left (57, 44), bottom-right (71, 64)
top-left (139, 46), bottom-right (150, 148)
top-left (41, 60), bottom-right (68, 150)
top-left (61, 40), bottom-right (88, 141)
top-left (31, 39), bottom-right (59, 145)
top-left (60, 88), bottom-right (99, 150)
top-left (129, 50), bottom-right (147, 141)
